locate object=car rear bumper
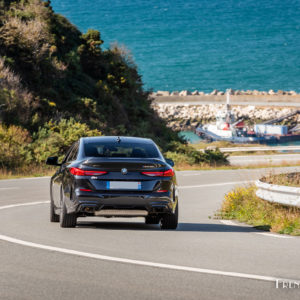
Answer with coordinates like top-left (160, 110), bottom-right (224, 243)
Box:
top-left (66, 190), bottom-right (175, 216)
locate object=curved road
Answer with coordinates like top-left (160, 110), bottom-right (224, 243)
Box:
top-left (1, 168), bottom-right (300, 300)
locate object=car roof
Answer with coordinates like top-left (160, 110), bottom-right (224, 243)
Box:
top-left (81, 136), bottom-right (154, 144)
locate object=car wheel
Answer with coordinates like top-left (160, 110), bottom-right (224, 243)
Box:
top-left (145, 215), bottom-right (160, 225)
top-left (160, 203), bottom-right (178, 230)
top-left (60, 199), bottom-right (77, 228)
top-left (50, 199), bottom-right (60, 222)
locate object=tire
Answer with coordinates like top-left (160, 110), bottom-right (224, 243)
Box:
top-left (60, 199), bottom-right (77, 228)
top-left (145, 215), bottom-right (161, 225)
top-left (50, 199), bottom-right (60, 222)
top-left (160, 203), bottom-right (178, 230)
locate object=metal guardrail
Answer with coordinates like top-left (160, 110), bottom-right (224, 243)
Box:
top-left (255, 180), bottom-right (300, 208)
top-left (199, 146), bottom-right (300, 153)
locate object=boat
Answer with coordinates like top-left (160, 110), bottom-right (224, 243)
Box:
top-left (196, 91), bottom-right (300, 144)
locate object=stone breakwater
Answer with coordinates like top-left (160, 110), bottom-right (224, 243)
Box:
top-left (152, 103), bottom-right (300, 131)
top-left (151, 89), bottom-right (299, 96)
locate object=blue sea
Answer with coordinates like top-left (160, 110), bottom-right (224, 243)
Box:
top-left (51, 0), bottom-right (300, 92)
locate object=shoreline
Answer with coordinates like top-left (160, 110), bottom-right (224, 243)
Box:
top-left (152, 94), bottom-right (300, 107)
top-left (151, 89), bottom-right (300, 107)
top-left (152, 89), bottom-right (299, 97)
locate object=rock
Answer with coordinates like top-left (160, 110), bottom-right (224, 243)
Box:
top-left (289, 91), bottom-right (297, 95)
top-left (234, 90), bottom-right (241, 95)
top-left (179, 90), bottom-right (191, 96)
top-left (217, 91), bottom-right (225, 95)
top-left (198, 91), bottom-right (205, 95)
top-left (210, 89), bottom-right (219, 95)
top-left (227, 88), bottom-right (235, 95)
top-left (277, 90), bottom-right (284, 95)
top-left (149, 92), bottom-right (157, 97)
top-left (191, 90), bottom-right (199, 95)
top-left (252, 90), bottom-right (260, 95)
top-left (156, 91), bottom-right (170, 96)
top-left (170, 91), bottom-right (179, 96)
top-left (268, 89), bottom-right (276, 95)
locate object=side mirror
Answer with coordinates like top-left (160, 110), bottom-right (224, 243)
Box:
top-left (46, 156), bottom-right (61, 166)
top-left (165, 158), bottom-right (175, 167)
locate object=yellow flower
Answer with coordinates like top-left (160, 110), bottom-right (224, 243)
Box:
top-left (107, 74), bottom-right (115, 80)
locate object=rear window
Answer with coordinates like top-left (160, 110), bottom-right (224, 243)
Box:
top-left (84, 141), bottom-right (160, 158)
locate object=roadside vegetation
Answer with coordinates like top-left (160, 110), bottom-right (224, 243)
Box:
top-left (260, 172), bottom-right (300, 187)
top-left (191, 141), bottom-right (283, 156)
top-left (218, 185), bottom-right (300, 236)
top-left (0, 165), bottom-right (55, 180)
top-left (0, 0), bottom-right (228, 178)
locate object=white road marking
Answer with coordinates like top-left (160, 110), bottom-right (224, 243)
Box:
top-left (255, 232), bottom-right (293, 239)
top-left (182, 173), bottom-right (202, 176)
top-left (179, 180), bottom-right (253, 189)
top-left (0, 233), bottom-right (297, 283)
top-left (0, 201), bottom-right (298, 284)
top-left (0, 176), bottom-right (50, 182)
top-left (219, 220), bottom-right (238, 226)
top-left (0, 201), bottom-right (49, 211)
top-left (0, 187), bottom-right (19, 190)
top-left (24, 176), bottom-right (51, 180)
top-left (220, 221), bottom-right (294, 239)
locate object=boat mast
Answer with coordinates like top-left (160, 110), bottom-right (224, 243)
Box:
top-left (226, 89), bottom-right (231, 112)
top-left (225, 89), bottom-right (232, 124)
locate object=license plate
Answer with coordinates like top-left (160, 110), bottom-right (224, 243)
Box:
top-left (107, 181), bottom-right (141, 190)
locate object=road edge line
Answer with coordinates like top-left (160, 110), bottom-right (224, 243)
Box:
top-left (0, 201), bottom-right (298, 283)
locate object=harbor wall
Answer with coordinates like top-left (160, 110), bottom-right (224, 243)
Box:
top-left (152, 94), bottom-right (300, 105)
top-left (151, 95), bottom-right (300, 131)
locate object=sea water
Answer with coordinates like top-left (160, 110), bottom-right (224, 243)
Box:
top-left (51, 0), bottom-right (300, 93)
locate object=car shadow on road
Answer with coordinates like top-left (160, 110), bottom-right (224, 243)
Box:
top-left (177, 223), bottom-right (258, 232)
top-left (76, 221), bottom-right (259, 232)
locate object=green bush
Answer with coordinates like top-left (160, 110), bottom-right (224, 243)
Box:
top-left (0, 124), bottom-right (33, 168)
top-left (165, 141), bottom-right (228, 165)
top-left (32, 118), bottom-right (102, 163)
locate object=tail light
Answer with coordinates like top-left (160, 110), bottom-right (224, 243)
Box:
top-left (141, 169), bottom-right (174, 177)
top-left (70, 167), bottom-right (107, 176)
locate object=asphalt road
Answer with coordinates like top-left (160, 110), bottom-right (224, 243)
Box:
top-left (1, 167), bottom-right (300, 300)
top-left (229, 153), bottom-right (300, 166)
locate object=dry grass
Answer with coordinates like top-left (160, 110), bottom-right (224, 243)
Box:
top-left (1, 17), bottom-right (50, 60)
top-left (218, 185), bottom-right (300, 235)
top-left (0, 165), bottom-right (55, 180)
top-left (0, 55), bottom-right (34, 111)
top-left (261, 172), bottom-right (300, 187)
top-left (0, 57), bottom-right (22, 90)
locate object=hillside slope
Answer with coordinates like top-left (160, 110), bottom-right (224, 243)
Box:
top-left (0, 0), bottom-right (227, 172)
top-left (0, 0), bottom-right (177, 146)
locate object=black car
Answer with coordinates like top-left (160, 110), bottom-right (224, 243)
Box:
top-left (46, 136), bottom-right (178, 229)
